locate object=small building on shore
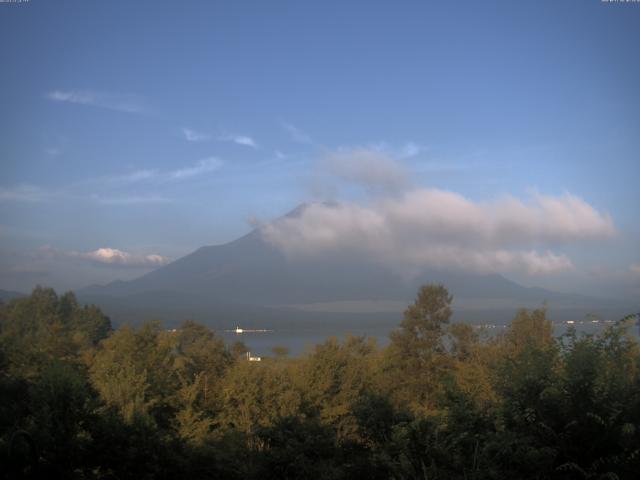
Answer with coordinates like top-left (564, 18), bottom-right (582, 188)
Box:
top-left (246, 352), bottom-right (261, 362)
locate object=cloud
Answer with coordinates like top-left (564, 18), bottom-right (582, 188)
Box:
top-left (1, 158), bottom-right (221, 208)
top-left (182, 127), bottom-right (257, 147)
top-left (324, 149), bottom-right (410, 194)
top-left (82, 248), bottom-right (169, 267)
top-left (182, 128), bottom-right (211, 142)
top-left (38, 245), bottom-right (170, 268)
top-left (47, 90), bottom-right (145, 114)
top-left (115, 170), bottom-right (158, 183)
top-left (260, 190), bottom-right (615, 276)
top-left (218, 133), bottom-right (258, 148)
top-left (108, 157), bottom-right (222, 184)
top-left (0, 185), bottom-right (50, 203)
top-left (631, 263), bottom-right (640, 275)
top-left (234, 136), bottom-right (258, 148)
top-left (90, 194), bottom-right (172, 205)
top-left (281, 121), bottom-right (313, 144)
top-left (400, 142), bottom-right (424, 158)
top-left (360, 141), bottom-right (426, 160)
top-left (44, 147), bottom-right (62, 158)
top-left (169, 157), bottom-right (222, 179)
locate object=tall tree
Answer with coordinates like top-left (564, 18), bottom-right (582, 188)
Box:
top-left (384, 284), bottom-right (453, 413)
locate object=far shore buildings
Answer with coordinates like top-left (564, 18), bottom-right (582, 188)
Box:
top-left (246, 352), bottom-right (261, 362)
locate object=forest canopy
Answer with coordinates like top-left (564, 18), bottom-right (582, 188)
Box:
top-left (1, 286), bottom-right (639, 479)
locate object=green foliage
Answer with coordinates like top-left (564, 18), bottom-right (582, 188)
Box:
top-left (251, 416), bottom-right (343, 480)
top-left (299, 335), bottom-right (376, 441)
top-left (392, 284), bottom-right (453, 356)
top-left (504, 307), bottom-right (555, 354)
top-left (1, 286), bottom-right (639, 479)
top-left (174, 320), bottom-right (231, 380)
top-left (221, 360), bottom-right (303, 435)
top-left (0, 287), bottom-right (111, 379)
top-left (26, 362), bottom-right (95, 476)
top-left (89, 324), bottom-right (161, 424)
top-left (385, 284), bottom-right (453, 413)
top-left (174, 372), bottom-right (215, 445)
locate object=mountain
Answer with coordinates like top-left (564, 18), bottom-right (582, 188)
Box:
top-left (77, 205), bottom-right (635, 327)
top-left (0, 289), bottom-right (26, 303)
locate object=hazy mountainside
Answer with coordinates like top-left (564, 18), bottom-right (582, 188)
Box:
top-left (78, 226), bottom-right (557, 306)
top-left (78, 205), bottom-right (635, 326)
top-left (0, 289), bottom-right (25, 302)
top-left (81, 228), bottom-right (409, 304)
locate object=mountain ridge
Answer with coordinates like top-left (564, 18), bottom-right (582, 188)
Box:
top-left (77, 204), bottom-right (623, 319)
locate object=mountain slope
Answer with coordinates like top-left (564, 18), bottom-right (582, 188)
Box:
top-left (78, 205), bottom-right (633, 325)
top-left (80, 227), bottom-right (410, 304)
top-left (77, 208), bottom-right (571, 305)
top-left (0, 289), bottom-right (25, 303)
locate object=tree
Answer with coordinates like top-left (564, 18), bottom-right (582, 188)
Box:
top-left (220, 361), bottom-right (303, 435)
top-left (384, 284), bottom-right (453, 413)
top-left (26, 362), bottom-right (94, 476)
top-left (174, 372), bottom-right (215, 445)
top-left (0, 287), bottom-right (111, 378)
top-left (297, 336), bottom-right (376, 441)
top-left (173, 321), bottom-right (231, 411)
top-left (503, 308), bottom-right (554, 355)
top-left (251, 416), bottom-right (342, 480)
top-left (88, 322), bottom-right (178, 425)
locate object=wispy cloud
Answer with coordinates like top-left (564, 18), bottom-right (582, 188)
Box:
top-left (47, 90), bottom-right (146, 114)
top-left (90, 194), bottom-right (172, 206)
top-left (233, 136), bottom-right (258, 148)
top-left (281, 121), bottom-right (313, 144)
top-left (219, 132), bottom-right (258, 148)
top-left (182, 127), bottom-right (211, 142)
top-left (1, 157), bottom-right (221, 207)
top-left (630, 263), bottom-right (640, 275)
top-left (43, 147), bottom-right (62, 158)
top-left (399, 142), bottom-right (424, 158)
top-left (107, 157), bottom-right (223, 185)
top-left (367, 141), bottom-right (425, 159)
top-left (169, 157), bottom-right (223, 179)
top-left (183, 127), bottom-right (258, 148)
top-left (0, 185), bottom-right (50, 203)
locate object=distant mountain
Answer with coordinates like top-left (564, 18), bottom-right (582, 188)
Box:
top-left (77, 204), bottom-right (635, 327)
top-left (0, 289), bottom-right (26, 303)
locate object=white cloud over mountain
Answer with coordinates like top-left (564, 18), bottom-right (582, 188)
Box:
top-left (261, 150), bottom-right (615, 276)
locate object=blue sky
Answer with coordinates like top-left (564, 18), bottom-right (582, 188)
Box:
top-left (0, 0), bottom-right (639, 298)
